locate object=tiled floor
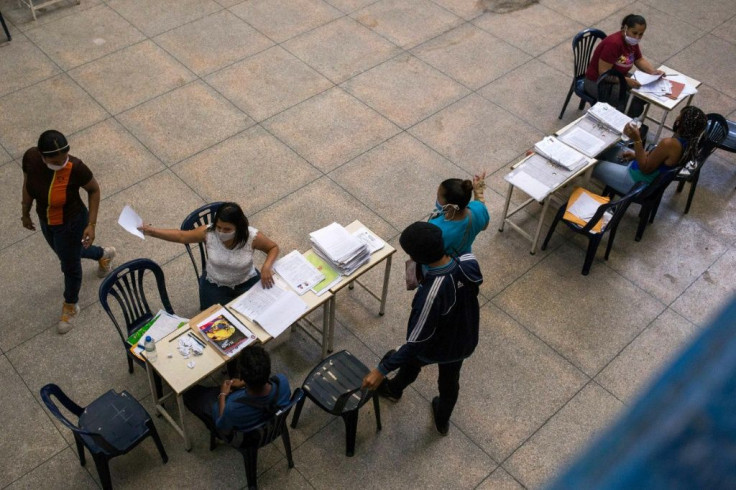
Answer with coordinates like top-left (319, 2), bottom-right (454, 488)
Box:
top-left (1, 0), bottom-right (735, 488)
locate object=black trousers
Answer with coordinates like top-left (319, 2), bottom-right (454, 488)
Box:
top-left (183, 385), bottom-right (220, 434)
top-left (386, 358), bottom-right (464, 426)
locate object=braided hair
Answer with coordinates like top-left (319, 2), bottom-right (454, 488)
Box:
top-left (674, 106), bottom-right (707, 165)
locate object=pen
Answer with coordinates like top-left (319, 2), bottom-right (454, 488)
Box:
top-left (168, 327), bottom-right (191, 342)
top-left (188, 332), bottom-right (206, 348)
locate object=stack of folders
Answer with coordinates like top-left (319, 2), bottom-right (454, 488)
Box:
top-left (587, 102), bottom-right (632, 134)
top-left (310, 222), bottom-right (370, 276)
top-left (534, 136), bottom-right (588, 172)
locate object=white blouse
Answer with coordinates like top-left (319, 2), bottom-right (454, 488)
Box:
top-left (204, 226), bottom-right (258, 288)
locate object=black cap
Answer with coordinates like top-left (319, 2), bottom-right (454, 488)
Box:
top-left (38, 130), bottom-right (69, 155)
top-left (400, 222), bottom-right (445, 265)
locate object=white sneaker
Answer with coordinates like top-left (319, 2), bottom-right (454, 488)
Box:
top-left (97, 247), bottom-right (116, 278)
top-left (58, 302), bottom-right (80, 334)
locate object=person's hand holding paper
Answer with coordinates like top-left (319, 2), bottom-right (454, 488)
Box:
top-left (118, 205), bottom-right (145, 239)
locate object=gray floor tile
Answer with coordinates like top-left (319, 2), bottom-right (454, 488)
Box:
top-left (684, 83), bottom-right (736, 120)
top-left (480, 59), bottom-right (578, 134)
top-left (667, 34), bottom-right (736, 100)
top-left (117, 81), bottom-right (252, 165)
top-left (352, 0), bottom-right (462, 49)
top-left (410, 303), bottom-right (588, 461)
top-left (0, 35), bottom-right (60, 98)
top-left (24, 4), bottom-right (145, 70)
top-left (323, 0), bottom-right (380, 14)
top-left (540, 0), bottom-right (633, 26)
top-left (412, 23), bottom-right (531, 90)
top-left (329, 132), bottom-right (461, 230)
top-left (409, 93), bottom-right (543, 176)
top-left (293, 387), bottom-right (494, 490)
top-left (639, 0), bottom-right (736, 31)
top-left (0, 147), bottom-right (11, 165)
top-left (206, 45), bottom-right (333, 122)
top-left (263, 87), bottom-right (400, 171)
top-left (229, 0), bottom-right (342, 43)
top-left (476, 467), bottom-right (525, 490)
top-left (154, 10), bottom-right (273, 76)
top-left (493, 243), bottom-right (665, 376)
top-left (596, 308), bottom-right (698, 403)
top-left (714, 13), bottom-right (736, 45)
top-left (672, 248), bottom-right (736, 327)
top-left (429, 0), bottom-right (486, 21)
top-left (473, 3), bottom-right (584, 57)
top-left (504, 382), bottom-right (624, 489)
top-left (66, 118), bottom-right (167, 197)
top-left (0, 355), bottom-right (67, 488)
top-left (284, 17), bottom-right (400, 84)
top-left (107, 0), bottom-right (221, 37)
top-left (343, 53), bottom-right (470, 129)
top-left (0, 162), bottom-right (35, 250)
top-left (69, 40), bottom-right (195, 114)
top-left (172, 125), bottom-right (322, 215)
top-left (4, 447), bottom-right (98, 490)
top-left (0, 0), bottom-right (102, 32)
top-left (0, 74), bottom-right (107, 158)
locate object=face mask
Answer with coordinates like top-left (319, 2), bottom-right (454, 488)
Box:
top-left (44, 156), bottom-right (69, 171)
top-left (623, 30), bottom-right (639, 46)
top-left (435, 200), bottom-right (443, 211)
top-left (217, 230), bottom-right (236, 242)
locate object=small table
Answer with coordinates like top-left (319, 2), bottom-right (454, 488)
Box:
top-left (625, 65), bottom-right (701, 142)
top-left (324, 220), bottom-right (395, 352)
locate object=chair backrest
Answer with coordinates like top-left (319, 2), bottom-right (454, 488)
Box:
top-left (572, 28), bottom-right (606, 80)
top-left (700, 113), bottom-right (728, 160)
top-left (596, 69), bottom-right (628, 112)
top-left (581, 182), bottom-right (647, 234)
top-left (230, 388), bottom-right (304, 450)
top-left (180, 202), bottom-right (225, 281)
top-left (98, 258), bottom-right (174, 345)
top-left (40, 384), bottom-right (118, 454)
top-left (636, 165), bottom-right (682, 204)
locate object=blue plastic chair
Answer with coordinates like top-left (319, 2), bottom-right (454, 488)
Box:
top-left (40, 384), bottom-right (168, 490)
top-left (180, 202), bottom-right (224, 282)
top-left (559, 28), bottom-right (606, 119)
top-left (215, 388), bottom-right (304, 490)
top-left (98, 258), bottom-right (174, 395)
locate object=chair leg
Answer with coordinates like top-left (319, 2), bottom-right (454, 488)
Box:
top-left (126, 353), bottom-right (134, 374)
top-left (635, 206), bottom-right (649, 242)
top-left (372, 394), bottom-right (382, 432)
top-left (341, 410), bottom-right (359, 457)
top-left (73, 434), bottom-right (86, 466)
top-left (684, 171), bottom-right (700, 214)
top-left (91, 453), bottom-right (113, 490)
top-left (541, 207), bottom-right (565, 251)
top-left (281, 427), bottom-right (295, 468)
top-left (676, 180), bottom-right (685, 193)
top-left (210, 430), bottom-right (217, 451)
top-left (581, 236), bottom-right (601, 276)
top-left (604, 224), bottom-right (620, 260)
top-left (577, 98), bottom-right (586, 110)
top-left (559, 86), bottom-right (574, 119)
top-left (241, 447), bottom-right (259, 490)
top-left (649, 196), bottom-right (663, 223)
top-left (147, 420), bottom-right (169, 463)
top-left (154, 373), bottom-right (164, 400)
top-left (290, 397), bottom-right (306, 429)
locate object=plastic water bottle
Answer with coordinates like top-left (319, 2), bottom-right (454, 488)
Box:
top-left (144, 335), bottom-right (157, 362)
top-left (621, 117), bottom-right (642, 143)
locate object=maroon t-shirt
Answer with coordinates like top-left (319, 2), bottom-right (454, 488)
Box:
top-left (22, 148), bottom-right (93, 225)
top-left (585, 31), bottom-right (642, 81)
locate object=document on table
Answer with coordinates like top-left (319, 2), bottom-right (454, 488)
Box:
top-left (352, 227), bottom-right (385, 254)
top-left (588, 102), bottom-right (632, 134)
top-left (273, 250), bottom-right (324, 295)
top-left (231, 282), bottom-right (308, 338)
top-left (632, 71), bottom-right (663, 86)
top-left (504, 154), bottom-right (571, 202)
top-left (558, 126), bottom-right (607, 157)
top-left (118, 205), bottom-right (144, 239)
top-left (533, 136), bottom-right (587, 171)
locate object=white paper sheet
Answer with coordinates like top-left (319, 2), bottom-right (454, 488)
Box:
top-left (505, 171), bottom-right (551, 202)
top-left (231, 282), bottom-right (308, 338)
top-left (632, 71), bottom-right (663, 86)
top-left (559, 126), bottom-right (606, 157)
top-left (567, 192), bottom-right (602, 221)
top-left (273, 250), bottom-right (324, 295)
top-left (118, 205), bottom-right (144, 239)
top-left (352, 227), bottom-right (385, 254)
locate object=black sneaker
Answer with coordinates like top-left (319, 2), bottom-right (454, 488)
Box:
top-left (376, 379), bottom-right (401, 402)
top-left (431, 397), bottom-right (449, 436)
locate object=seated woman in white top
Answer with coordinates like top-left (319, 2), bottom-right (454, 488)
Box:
top-left (139, 202), bottom-right (279, 310)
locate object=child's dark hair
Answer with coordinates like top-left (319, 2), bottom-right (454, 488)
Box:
top-left (621, 14), bottom-right (646, 29)
top-left (676, 106), bottom-right (708, 166)
top-left (238, 345), bottom-right (271, 389)
top-left (37, 130), bottom-right (70, 156)
top-left (439, 178), bottom-right (474, 210)
top-left (210, 202), bottom-right (249, 248)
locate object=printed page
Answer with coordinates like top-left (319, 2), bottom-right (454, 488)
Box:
top-left (273, 250), bottom-right (324, 295)
top-left (558, 126), bottom-right (606, 157)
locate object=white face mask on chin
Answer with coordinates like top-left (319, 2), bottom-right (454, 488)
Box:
top-left (623, 30), bottom-right (640, 46)
top-left (44, 156), bottom-right (69, 171)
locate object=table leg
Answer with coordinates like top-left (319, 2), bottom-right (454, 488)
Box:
top-left (145, 361), bottom-right (160, 413)
top-left (653, 110), bottom-right (668, 142)
top-left (328, 296), bottom-right (336, 353)
top-left (176, 394), bottom-right (191, 451)
top-left (499, 183), bottom-right (513, 232)
top-left (624, 92), bottom-right (633, 115)
top-left (379, 255), bottom-right (392, 316)
top-left (531, 198), bottom-right (552, 255)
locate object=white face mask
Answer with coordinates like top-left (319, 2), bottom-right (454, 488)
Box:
top-left (44, 156), bottom-right (69, 171)
top-left (623, 29), bottom-right (640, 46)
top-left (217, 230), bottom-right (236, 242)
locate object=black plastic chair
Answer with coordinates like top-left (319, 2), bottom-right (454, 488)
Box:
top-left (559, 28), bottom-right (605, 119)
top-left (180, 202), bottom-right (224, 283)
top-left (595, 69), bottom-right (629, 114)
top-left (542, 183), bottom-right (646, 275)
top-left (291, 350), bottom-right (381, 457)
top-left (99, 258), bottom-right (174, 397)
top-left (716, 117), bottom-right (736, 189)
top-left (213, 388), bottom-right (304, 490)
top-left (0, 10), bottom-right (10, 42)
top-left (674, 113), bottom-right (728, 213)
top-left (40, 384), bottom-right (168, 490)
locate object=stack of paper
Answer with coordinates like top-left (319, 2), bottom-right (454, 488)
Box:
top-left (534, 136), bottom-right (588, 171)
top-left (304, 250), bottom-right (342, 295)
top-left (558, 126), bottom-right (607, 157)
top-left (127, 310), bottom-right (189, 347)
top-left (588, 102), bottom-right (632, 134)
top-left (273, 250), bottom-right (324, 295)
top-left (197, 307), bottom-right (257, 357)
top-left (310, 223), bottom-right (370, 275)
top-left (231, 282), bottom-right (308, 338)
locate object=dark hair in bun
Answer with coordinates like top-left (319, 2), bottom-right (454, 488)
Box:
top-left (439, 178), bottom-right (474, 210)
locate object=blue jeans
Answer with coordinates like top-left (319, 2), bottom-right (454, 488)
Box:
top-left (198, 270), bottom-right (261, 310)
top-left (39, 207), bottom-right (103, 304)
top-left (592, 143), bottom-right (638, 195)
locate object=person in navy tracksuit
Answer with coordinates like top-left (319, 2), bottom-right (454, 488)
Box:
top-left (362, 222), bottom-right (482, 435)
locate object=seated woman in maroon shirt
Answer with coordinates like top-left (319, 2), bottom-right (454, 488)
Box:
top-left (584, 14), bottom-right (664, 117)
